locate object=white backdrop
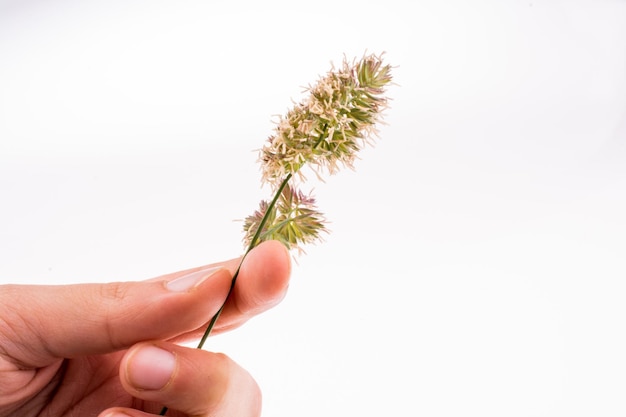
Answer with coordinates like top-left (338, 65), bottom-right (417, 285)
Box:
top-left (1, 1), bottom-right (626, 416)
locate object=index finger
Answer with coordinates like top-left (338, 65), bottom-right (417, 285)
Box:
top-left (168, 240), bottom-right (292, 342)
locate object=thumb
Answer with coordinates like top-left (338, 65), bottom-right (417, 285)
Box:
top-left (0, 266), bottom-right (233, 368)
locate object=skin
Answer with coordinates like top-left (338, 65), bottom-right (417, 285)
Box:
top-left (0, 240), bottom-right (291, 417)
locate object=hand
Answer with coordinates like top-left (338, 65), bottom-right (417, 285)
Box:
top-left (0, 240), bottom-right (291, 417)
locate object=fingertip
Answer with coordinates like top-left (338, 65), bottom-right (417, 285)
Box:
top-left (99, 408), bottom-right (152, 417)
top-left (243, 240), bottom-right (292, 305)
top-left (118, 342), bottom-right (258, 416)
top-left (188, 240), bottom-right (292, 334)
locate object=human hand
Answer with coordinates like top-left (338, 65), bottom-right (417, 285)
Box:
top-left (0, 240), bottom-right (291, 417)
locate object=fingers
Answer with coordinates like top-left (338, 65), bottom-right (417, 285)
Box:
top-left (150, 240), bottom-right (291, 337)
top-left (151, 240), bottom-right (291, 344)
top-left (0, 267), bottom-right (233, 368)
top-left (213, 240), bottom-right (292, 334)
top-left (0, 241), bottom-right (291, 368)
top-left (109, 341), bottom-right (261, 417)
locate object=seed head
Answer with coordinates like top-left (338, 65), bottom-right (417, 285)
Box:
top-left (243, 53), bottom-right (392, 253)
top-left (243, 184), bottom-right (328, 253)
top-left (260, 53), bottom-right (393, 187)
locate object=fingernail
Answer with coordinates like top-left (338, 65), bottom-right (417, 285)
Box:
top-left (166, 267), bottom-right (223, 292)
top-left (127, 345), bottom-right (176, 391)
top-left (103, 412), bottom-right (132, 417)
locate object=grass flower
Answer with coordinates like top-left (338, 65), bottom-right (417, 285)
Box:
top-left (260, 53), bottom-right (393, 186)
top-left (243, 183), bottom-right (327, 254)
top-left (246, 53), bottom-right (393, 253)
top-left (160, 51), bottom-right (392, 416)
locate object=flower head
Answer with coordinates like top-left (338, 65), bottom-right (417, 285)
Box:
top-left (243, 53), bottom-right (392, 253)
top-left (243, 183), bottom-right (328, 253)
top-left (260, 53), bottom-right (393, 186)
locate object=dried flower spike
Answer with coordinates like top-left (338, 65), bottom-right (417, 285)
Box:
top-left (245, 53), bottom-right (393, 253)
top-left (243, 183), bottom-right (327, 254)
top-left (260, 53), bottom-right (393, 186)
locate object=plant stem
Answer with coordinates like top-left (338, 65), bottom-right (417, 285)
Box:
top-left (194, 173), bottom-right (293, 349)
top-left (158, 174), bottom-right (293, 416)
top-left (160, 126), bottom-right (327, 416)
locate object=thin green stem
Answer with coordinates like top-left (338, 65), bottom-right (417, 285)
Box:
top-left (160, 126), bottom-right (328, 416)
top-left (158, 176), bottom-right (292, 416)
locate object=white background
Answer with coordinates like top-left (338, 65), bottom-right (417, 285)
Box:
top-left (1, 1), bottom-right (626, 416)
